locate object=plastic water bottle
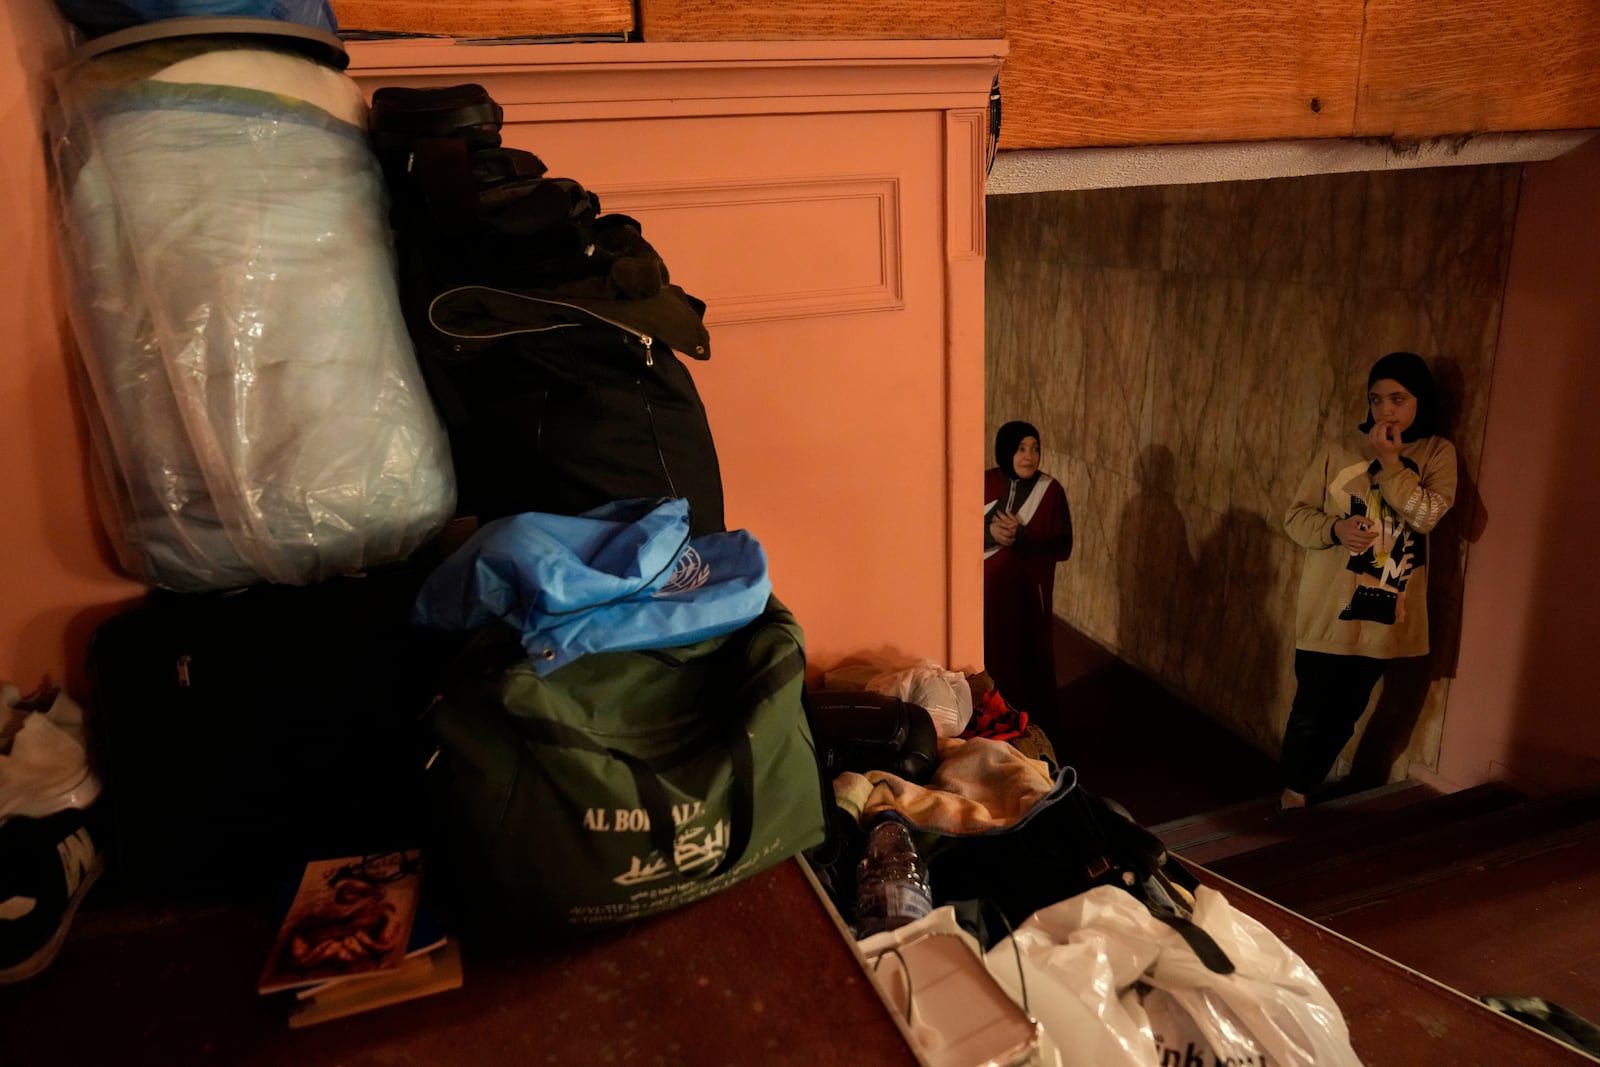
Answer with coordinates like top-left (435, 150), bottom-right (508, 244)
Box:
top-left (853, 813), bottom-right (933, 938)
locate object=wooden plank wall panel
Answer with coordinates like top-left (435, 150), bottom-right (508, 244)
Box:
top-left (330, 0), bottom-right (633, 36)
top-left (637, 0), bottom-right (1003, 41)
top-left (1357, 0), bottom-right (1600, 138)
top-left (1000, 1), bottom-right (1364, 149)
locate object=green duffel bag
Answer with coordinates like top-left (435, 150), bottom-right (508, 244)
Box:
top-left (427, 597), bottom-right (830, 944)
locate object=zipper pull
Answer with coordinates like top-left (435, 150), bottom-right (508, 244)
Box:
top-left (176, 654), bottom-right (192, 688)
top-left (641, 335), bottom-right (654, 367)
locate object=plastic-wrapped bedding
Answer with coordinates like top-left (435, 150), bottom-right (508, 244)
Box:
top-left (52, 39), bottom-right (455, 591)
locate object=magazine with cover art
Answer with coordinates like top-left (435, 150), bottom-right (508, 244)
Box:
top-left (257, 851), bottom-right (423, 996)
top-left (293, 878), bottom-right (448, 999)
top-left (287, 938), bottom-right (463, 1029)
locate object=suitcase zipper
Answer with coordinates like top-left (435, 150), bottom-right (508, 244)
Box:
top-left (430, 285), bottom-right (656, 367)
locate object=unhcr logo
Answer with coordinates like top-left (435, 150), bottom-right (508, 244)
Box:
top-left (656, 546), bottom-right (711, 595)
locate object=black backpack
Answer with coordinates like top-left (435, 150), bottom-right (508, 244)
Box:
top-left (368, 84), bottom-right (726, 536)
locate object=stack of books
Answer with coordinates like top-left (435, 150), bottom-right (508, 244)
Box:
top-left (256, 850), bottom-right (462, 1028)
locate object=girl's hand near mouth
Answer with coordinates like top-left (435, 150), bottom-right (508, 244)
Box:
top-left (1368, 420), bottom-right (1404, 470)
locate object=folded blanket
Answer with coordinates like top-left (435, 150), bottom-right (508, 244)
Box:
top-left (834, 735), bottom-right (1067, 835)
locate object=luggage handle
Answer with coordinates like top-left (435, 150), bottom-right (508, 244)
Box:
top-left (611, 643), bottom-right (804, 881)
top-left (612, 730), bottom-right (753, 881)
top-left (518, 641), bottom-right (804, 882)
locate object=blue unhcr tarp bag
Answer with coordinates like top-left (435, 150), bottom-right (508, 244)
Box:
top-left (412, 497), bottom-right (771, 674)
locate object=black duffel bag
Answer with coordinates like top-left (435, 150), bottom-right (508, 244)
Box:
top-left (369, 83), bottom-right (726, 536)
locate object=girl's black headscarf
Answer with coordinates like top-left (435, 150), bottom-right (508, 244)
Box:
top-left (994, 420), bottom-right (1041, 479)
top-left (1358, 351), bottom-right (1438, 442)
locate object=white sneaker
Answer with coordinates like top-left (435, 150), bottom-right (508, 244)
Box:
top-left (0, 808), bottom-right (103, 983)
top-left (0, 681), bottom-right (102, 826)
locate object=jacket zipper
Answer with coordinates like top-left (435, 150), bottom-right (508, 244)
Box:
top-left (433, 284), bottom-right (679, 497)
top-left (637, 381), bottom-right (679, 499)
top-left (430, 285), bottom-right (656, 367)
top-left (533, 386), bottom-right (549, 464)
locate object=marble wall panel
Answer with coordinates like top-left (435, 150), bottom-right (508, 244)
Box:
top-left (985, 255), bottom-right (1075, 454)
top-left (1144, 275), bottom-right (1249, 514)
top-left (1160, 173), bottom-right (1368, 284)
top-left (1231, 279), bottom-right (1347, 522)
top-left (988, 185), bottom-right (1166, 271)
top-left (1208, 507), bottom-right (1299, 754)
top-left (1111, 462), bottom-right (1203, 683)
top-left (986, 265), bottom-right (1162, 482)
top-left (1063, 268), bottom-right (1161, 478)
top-left (986, 163), bottom-right (1518, 783)
top-left (1050, 449), bottom-right (1126, 648)
top-left (1356, 164), bottom-right (1521, 297)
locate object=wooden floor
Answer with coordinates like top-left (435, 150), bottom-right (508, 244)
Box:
top-left (3, 617), bottom-right (1597, 1064)
top-left (1047, 620), bottom-right (1600, 1054)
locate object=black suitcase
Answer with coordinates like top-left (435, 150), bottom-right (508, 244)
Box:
top-left (84, 563), bottom-right (444, 899)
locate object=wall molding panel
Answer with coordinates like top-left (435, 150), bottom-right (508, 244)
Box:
top-left (945, 108), bottom-right (987, 259)
top-left (603, 176), bottom-right (904, 325)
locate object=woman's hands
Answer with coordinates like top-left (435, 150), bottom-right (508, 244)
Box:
top-left (1333, 514), bottom-right (1380, 552)
top-left (989, 510), bottom-right (1020, 546)
top-left (1368, 420), bottom-right (1404, 471)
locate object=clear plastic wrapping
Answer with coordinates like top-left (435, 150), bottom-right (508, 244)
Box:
top-left (50, 35), bottom-right (455, 591)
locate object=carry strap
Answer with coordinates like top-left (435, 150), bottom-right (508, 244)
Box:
top-left (1141, 871), bottom-right (1236, 975)
top-left (615, 732), bottom-right (753, 880)
top-left (1068, 789), bottom-right (1236, 976)
top-left (521, 639), bottom-right (805, 881)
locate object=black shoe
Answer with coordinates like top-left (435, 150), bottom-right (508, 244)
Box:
top-left (0, 808), bottom-right (103, 983)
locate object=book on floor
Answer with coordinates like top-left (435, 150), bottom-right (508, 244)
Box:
top-left (256, 850), bottom-right (461, 1024)
top-left (292, 887), bottom-right (448, 999)
top-left (288, 937), bottom-right (463, 1029)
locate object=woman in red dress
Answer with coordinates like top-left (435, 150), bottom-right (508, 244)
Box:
top-left (983, 421), bottom-right (1074, 721)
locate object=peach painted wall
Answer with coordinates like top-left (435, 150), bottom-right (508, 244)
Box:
top-left (1432, 134), bottom-right (1600, 792)
top-left (0, 0), bottom-right (143, 699)
top-left (0, 25), bottom-right (997, 699)
top-left (346, 40), bottom-right (1001, 676)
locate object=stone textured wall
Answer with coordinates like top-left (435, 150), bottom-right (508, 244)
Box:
top-left (985, 165), bottom-right (1518, 778)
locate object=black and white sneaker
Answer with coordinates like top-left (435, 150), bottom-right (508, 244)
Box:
top-left (0, 808), bottom-right (103, 983)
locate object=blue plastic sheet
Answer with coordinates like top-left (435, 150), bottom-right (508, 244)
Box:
top-left (54, 0), bottom-right (337, 39)
top-left (414, 499), bottom-right (774, 675)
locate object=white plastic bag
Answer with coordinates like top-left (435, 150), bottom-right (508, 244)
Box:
top-left (823, 659), bottom-right (974, 737)
top-left (982, 885), bottom-right (1363, 1067)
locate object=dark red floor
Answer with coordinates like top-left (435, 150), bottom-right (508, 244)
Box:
top-left (3, 619), bottom-right (1593, 1065)
top-left (1041, 619), bottom-right (1283, 826)
top-left (1049, 620), bottom-right (1600, 1047)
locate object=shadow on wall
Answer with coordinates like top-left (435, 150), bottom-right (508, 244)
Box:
top-left (1424, 355), bottom-right (1489, 682)
top-left (1116, 445), bottom-right (1193, 682)
top-left (1116, 447), bottom-right (1285, 755)
top-left (1193, 507), bottom-right (1283, 755)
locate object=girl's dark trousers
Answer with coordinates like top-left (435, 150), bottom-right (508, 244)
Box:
top-left (1280, 649), bottom-right (1390, 794)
